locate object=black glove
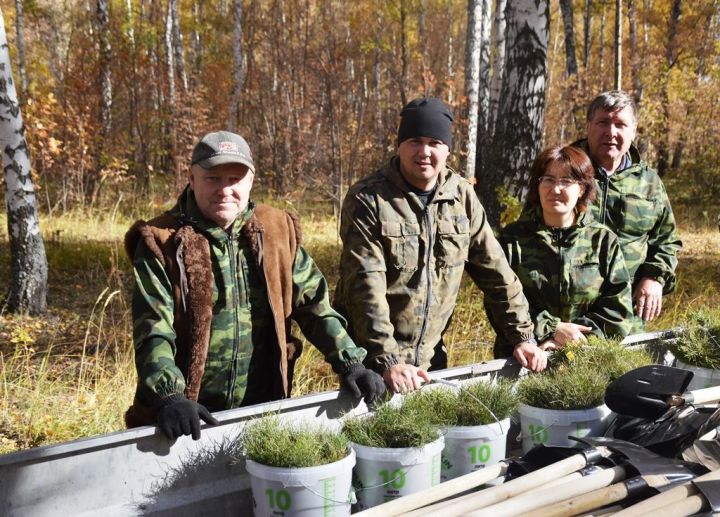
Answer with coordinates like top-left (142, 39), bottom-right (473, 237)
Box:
top-left (157, 394), bottom-right (219, 440)
top-left (341, 363), bottom-right (386, 405)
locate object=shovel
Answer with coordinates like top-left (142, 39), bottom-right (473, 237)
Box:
top-left (474, 437), bottom-right (704, 517)
top-left (410, 438), bottom-right (706, 517)
top-left (612, 468), bottom-right (720, 516)
top-left (402, 446), bottom-right (614, 517)
top-left (605, 364), bottom-right (720, 420)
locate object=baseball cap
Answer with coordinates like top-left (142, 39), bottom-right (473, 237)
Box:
top-left (191, 131), bottom-right (255, 172)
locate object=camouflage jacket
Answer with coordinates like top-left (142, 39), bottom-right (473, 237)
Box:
top-left (574, 140), bottom-right (682, 294)
top-left (126, 188), bottom-right (365, 417)
top-left (334, 157), bottom-right (534, 373)
top-left (491, 208), bottom-right (634, 356)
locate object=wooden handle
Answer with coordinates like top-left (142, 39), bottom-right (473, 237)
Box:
top-left (522, 481), bottom-right (629, 517)
top-left (405, 451), bottom-right (598, 517)
top-left (353, 462), bottom-right (507, 517)
top-left (613, 468), bottom-right (720, 516)
top-left (467, 466), bottom-right (626, 517)
top-left (635, 494), bottom-right (706, 517)
top-left (688, 385), bottom-right (720, 405)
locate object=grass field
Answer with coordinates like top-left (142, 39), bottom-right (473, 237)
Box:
top-left (0, 205), bottom-right (718, 454)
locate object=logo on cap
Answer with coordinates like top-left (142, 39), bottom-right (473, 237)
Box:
top-left (218, 141), bottom-right (239, 153)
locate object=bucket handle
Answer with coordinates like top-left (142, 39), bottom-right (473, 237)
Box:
top-left (426, 379), bottom-right (505, 437)
top-left (296, 481), bottom-right (357, 505)
top-left (354, 467), bottom-right (410, 491)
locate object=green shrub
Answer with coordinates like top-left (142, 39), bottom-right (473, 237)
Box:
top-left (343, 401), bottom-right (440, 448)
top-left (239, 416), bottom-right (349, 468)
top-left (670, 309), bottom-right (720, 368)
top-left (402, 378), bottom-right (518, 427)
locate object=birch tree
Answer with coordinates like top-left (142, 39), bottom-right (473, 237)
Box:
top-left (227, 0), bottom-right (244, 131)
top-left (488, 0), bottom-right (506, 135)
top-left (165, 0), bottom-right (180, 182)
top-left (463, 0), bottom-right (491, 179)
top-left (169, 0), bottom-right (188, 93)
top-left (478, 0), bottom-right (549, 228)
top-left (0, 9), bottom-right (48, 315)
top-left (14, 0), bottom-right (27, 94)
top-left (89, 0), bottom-right (112, 205)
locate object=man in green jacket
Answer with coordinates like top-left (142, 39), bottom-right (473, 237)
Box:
top-left (126, 131), bottom-right (384, 440)
top-left (335, 98), bottom-right (544, 394)
top-left (575, 90), bottom-right (682, 332)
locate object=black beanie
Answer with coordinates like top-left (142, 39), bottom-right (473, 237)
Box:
top-left (397, 97), bottom-right (454, 147)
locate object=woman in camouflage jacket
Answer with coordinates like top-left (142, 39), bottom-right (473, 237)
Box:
top-left (490, 145), bottom-right (634, 357)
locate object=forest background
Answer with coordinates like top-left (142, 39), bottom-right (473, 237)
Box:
top-left (0, 0), bottom-right (719, 453)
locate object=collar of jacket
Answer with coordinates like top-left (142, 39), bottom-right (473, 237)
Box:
top-left (168, 185), bottom-right (256, 242)
top-left (520, 205), bottom-right (594, 234)
top-left (383, 156), bottom-right (460, 205)
top-left (572, 138), bottom-right (643, 180)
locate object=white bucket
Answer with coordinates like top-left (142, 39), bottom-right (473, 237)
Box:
top-left (518, 404), bottom-right (612, 453)
top-left (676, 359), bottom-right (720, 390)
top-left (441, 418), bottom-right (510, 482)
top-left (351, 436), bottom-right (444, 511)
top-left (245, 449), bottom-right (355, 517)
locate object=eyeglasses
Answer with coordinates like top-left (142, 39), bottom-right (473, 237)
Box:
top-left (537, 176), bottom-right (579, 189)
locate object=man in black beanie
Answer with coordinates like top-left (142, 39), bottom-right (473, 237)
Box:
top-left (334, 98), bottom-right (545, 394)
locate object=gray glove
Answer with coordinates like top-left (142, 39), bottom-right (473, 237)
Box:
top-left (341, 363), bottom-right (386, 405)
top-left (157, 394), bottom-right (219, 440)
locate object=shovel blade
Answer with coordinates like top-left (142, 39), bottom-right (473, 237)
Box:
top-left (605, 365), bottom-right (694, 420)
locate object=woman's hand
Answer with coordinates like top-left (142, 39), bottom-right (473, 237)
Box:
top-left (554, 322), bottom-right (593, 346)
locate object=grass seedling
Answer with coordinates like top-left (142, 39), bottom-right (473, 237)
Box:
top-left (239, 415), bottom-right (349, 468)
top-left (519, 337), bottom-right (653, 410)
top-left (670, 309), bottom-right (720, 368)
top-left (342, 400), bottom-right (440, 449)
top-left (403, 378), bottom-right (518, 427)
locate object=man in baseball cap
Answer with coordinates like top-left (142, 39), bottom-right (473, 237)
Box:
top-left (124, 130), bottom-right (384, 441)
top-left (334, 98), bottom-right (545, 396)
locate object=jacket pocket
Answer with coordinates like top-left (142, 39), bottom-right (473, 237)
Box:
top-left (437, 218), bottom-right (470, 267)
top-left (381, 221), bottom-right (421, 271)
top-left (622, 195), bottom-right (658, 236)
top-left (570, 261), bottom-right (603, 300)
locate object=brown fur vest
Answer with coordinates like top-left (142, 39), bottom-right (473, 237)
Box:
top-left (124, 204), bottom-right (303, 426)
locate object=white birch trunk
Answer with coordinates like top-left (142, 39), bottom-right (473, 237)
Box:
top-left (476, 0), bottom-right (491, 176)
top-left (0, 9), bottom-right (48, 314)
top-left (165, 1), bottom-right (176, 106)
top-left (14, 0), bottom-right (27, 93)
top-left (97, 0), bottom-right (112, 139)
top-left (227, 0), bottom-right (244, 131)
top-left (464, 0), bottom-right (482, 179)
top-left (479, 0), bottom-right (549, 227)
top-left (169, 0), bottom-right (188, 93)
top-left (488, 0), bottom-right (506, 136)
